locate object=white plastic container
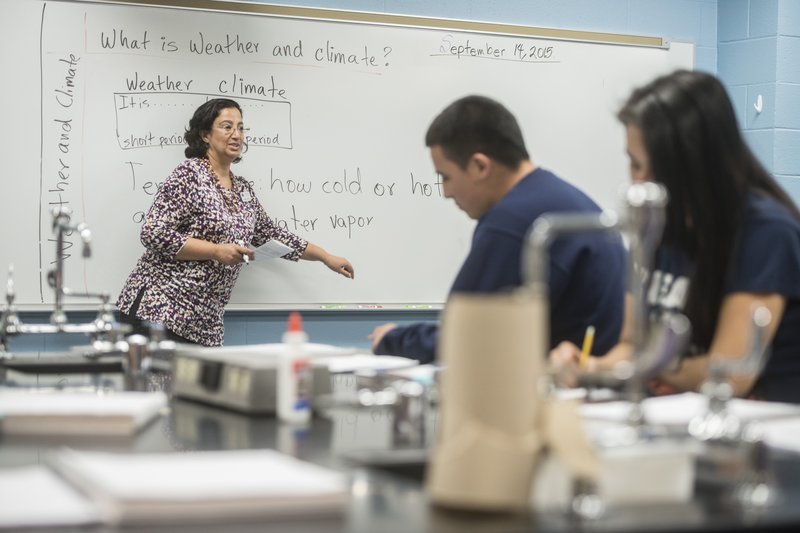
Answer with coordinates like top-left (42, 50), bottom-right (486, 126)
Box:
top-left (277, 311), bottom-right (313, 424)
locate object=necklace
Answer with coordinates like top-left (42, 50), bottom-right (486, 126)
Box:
top-left (202, 158), bottom-right (239, 212)
top-left (203, 158), bottom-right (232, 188)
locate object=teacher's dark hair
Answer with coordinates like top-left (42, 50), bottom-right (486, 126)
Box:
top-left (185, 98), bottom-right (245, 163)
top-left (425, 95), bottom-right (529, 169)
top-left (618, 69), bottom-right (800, 351)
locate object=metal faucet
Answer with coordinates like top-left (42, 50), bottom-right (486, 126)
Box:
top-left (688, 305), bottom-right (772, 442)
top-left (354, 369), bottom-right (435, 448)
top-left (686, 306), bottom-right (779, 511)
top-left (523, 182), bottom-right (670, 406)
top-left (0, 266), bottom-right (22, 356)
top-left (620, 183), bottom-right (671, 427)
top-left (624, 183), bottom-right (668, 367)
top-left (524, 210), bottom-right (620, 300)
top-left (49, 206), bottom-right (93, 326)
top-left (523, 209), bottom-right (620, 390)
top-left (0, 207), bottom-right (130, 357)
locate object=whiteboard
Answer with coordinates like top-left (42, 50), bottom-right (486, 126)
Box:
top-left (0, 0), bottom-right (693, 309)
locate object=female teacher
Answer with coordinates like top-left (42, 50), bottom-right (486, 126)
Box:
top-left (116, 98), bottom-right (354, 346)
top-left (550, 70), bottom-right (800, 403)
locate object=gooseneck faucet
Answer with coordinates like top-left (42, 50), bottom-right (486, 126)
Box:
top-left (523, 182), bottom-right (670, 403)
top-left (50, 207), bottom-right (93, 326)
top-left (0, 207), bottom-right (130, 357)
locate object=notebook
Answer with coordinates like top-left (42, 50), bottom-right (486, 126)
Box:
top-left (51, 448), bottom-right (349, 525)
top-left (0, 389), bottom-right (167, 436)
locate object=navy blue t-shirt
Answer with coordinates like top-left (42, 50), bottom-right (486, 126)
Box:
top-left (648, 193), bottom-right (800, 403)
top-left (375, 168), bottom-right (626, 364)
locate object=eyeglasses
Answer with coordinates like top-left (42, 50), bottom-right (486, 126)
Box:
top-left (215, 123), bottom-right (247, 135)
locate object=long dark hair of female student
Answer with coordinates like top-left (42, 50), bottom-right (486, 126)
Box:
top-left (617, 69), bottom-right (800, 354)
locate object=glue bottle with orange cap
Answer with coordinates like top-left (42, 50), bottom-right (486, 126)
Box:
top-left (277, 311), bottom-right (312, 424)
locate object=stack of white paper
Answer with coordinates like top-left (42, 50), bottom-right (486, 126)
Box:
top-left (756, 418), bottom-right (800, 452)
top-left (182, 342), bottom-right (358, 359)
top-left (580, 392), bottom-right (800, 426)
top-left (51, 448), bottom-right (349, 525)
top-left (0, 466), bottom-right (101, 529)
top-left (323, 353), bottom-right (419, 374)
top-left (252, 239), bottom-right (293, 262)
top-left (0, 389), bottom-right (167, 436)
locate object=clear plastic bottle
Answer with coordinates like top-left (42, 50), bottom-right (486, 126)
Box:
top-left (277, 311), bottom-right (312, 424)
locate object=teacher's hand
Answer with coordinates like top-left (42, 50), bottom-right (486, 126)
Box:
top-left (323, 254), bottom-right (355, 279)
top-left (215, 242), bottom-right (254, 266)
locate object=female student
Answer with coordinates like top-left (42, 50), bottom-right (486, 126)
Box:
top-left (551, 70), bottom-right (800, 403)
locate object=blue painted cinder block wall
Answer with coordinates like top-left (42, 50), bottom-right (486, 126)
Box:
top-left (719, 0), bottom-right (800, 199)
top-left (12, 0), bottom-right (742, 351)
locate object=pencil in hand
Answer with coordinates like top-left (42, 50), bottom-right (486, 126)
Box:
top-left (579, 325), bottom-right (595, 370)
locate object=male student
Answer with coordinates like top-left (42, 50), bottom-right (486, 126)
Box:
top-left (370, 95), bottom-right (626, 364)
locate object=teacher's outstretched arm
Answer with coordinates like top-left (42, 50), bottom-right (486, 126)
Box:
top-left (302, 243), bottom-right (355, 279)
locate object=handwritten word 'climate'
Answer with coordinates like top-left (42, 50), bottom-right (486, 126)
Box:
top-left (314, 41), bottom-right (382, 67)
top-left (55, 54), bottom-right (80, 108)
top-left (218, 74), bottom-right (287, 99)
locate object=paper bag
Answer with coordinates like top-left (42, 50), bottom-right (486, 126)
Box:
top-left (427, 291), bottom-right (549, 511)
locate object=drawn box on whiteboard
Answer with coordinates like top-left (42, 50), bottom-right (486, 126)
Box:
top-left (113, 92), bottom-right (293, 151)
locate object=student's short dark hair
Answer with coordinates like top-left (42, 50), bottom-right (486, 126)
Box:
top-left (184, 98), bottom-right (244, 163)
top-left (425, 95), bottom-right (529, 169)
